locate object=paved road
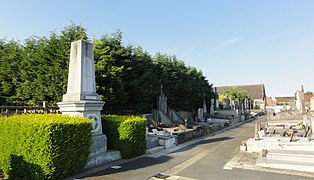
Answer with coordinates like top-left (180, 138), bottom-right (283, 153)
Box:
top-left (77, 116), bottom-right (313, 180)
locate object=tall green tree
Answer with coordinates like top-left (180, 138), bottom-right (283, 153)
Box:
top-left (94, 31), bottom-right (128, 110)
top-left (122, 46), bottom-right (159, 113)
top-left (0, 40), bottom-right (22, 105)
top-left (153, 53), bottom-right (213, 111)
top-left (15, 24), bottom-right (87, 105)
top-left (1, 24), bottom-right (215, 114)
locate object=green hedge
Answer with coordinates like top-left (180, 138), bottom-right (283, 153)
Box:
top-left (0, 114), bottom-right (92, 180)
top-left (102, 115), bottom-right (147, 159)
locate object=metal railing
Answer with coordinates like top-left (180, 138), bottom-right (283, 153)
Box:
top-left (0, 105), bottom-right (60, 117)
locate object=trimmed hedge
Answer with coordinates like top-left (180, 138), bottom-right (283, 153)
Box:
top-left (102, 115), bottom-right (147, 159)
top-left (0, 114), bottom-right (92, 180)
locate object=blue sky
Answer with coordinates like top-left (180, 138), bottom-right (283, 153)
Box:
top-left (1, 0), bottom-right (314, 97)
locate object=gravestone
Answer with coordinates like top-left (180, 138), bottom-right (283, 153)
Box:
top-left (230, 98), bottom-right (235, 110)
top-left (296, 86), bottom-right (305, 114)
top-left (158, 85), bottom-right (168, 114)
top-left (223, 97), bottom-right (230, 109)
top-left (215, 96), bottom-right (220, 110)
top-left (210, 99), bottom-right (214, 115)
top-left (310, 97), bottom-right (314, 111)
top-left (198, 108), bottom-right (204, 122)
top-left (57, 40), bottom-right (121, 168)
top-left (310, 117), bottom-right (314, 141)
top-left (214, 87), bottom-right (219, 110)
top-left (254, 123), bottom-right (260, 140)
top-left (203, 97), bottom-right (207, 113)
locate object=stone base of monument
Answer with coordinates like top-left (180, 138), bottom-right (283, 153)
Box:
top-left (146, 134), bottom-right (159, 149)
top-left (85, 134), bottom-right (121, 169)
top-left (90, 134), bottom-right (108, 154)
top-left (57, 101), bottom-right (122, 169)
top-left (158, 136), bottom-right (176, 149)
top-left (85, 150), bottom-right (121, 169)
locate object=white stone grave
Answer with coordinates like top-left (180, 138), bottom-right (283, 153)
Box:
top-left (57, 40), bottom-right (121, 169)
top-left (198, 108), bottom-right (204, 122)
top-left (310, 97), bottom-right (314, 111)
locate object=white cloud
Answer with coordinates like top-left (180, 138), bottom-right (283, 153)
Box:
top-left (215, 37), bottom-right (242, 50)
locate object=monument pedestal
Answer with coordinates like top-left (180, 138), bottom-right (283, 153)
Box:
top-left (58, 101), bottom-right (121, 169)
top-left (86, 133), bottom-right (121, 169)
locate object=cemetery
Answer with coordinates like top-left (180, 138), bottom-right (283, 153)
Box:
top-left (2, 1), bottom-right (314, 179)
top-left (144, 83), bottom-right (257, 154)
top-left (0, 35), bottom-right (259, 179)
top-left (238, 86), bottom-right (314, 173)
top-left (1, 32), bottom-right (312, 180)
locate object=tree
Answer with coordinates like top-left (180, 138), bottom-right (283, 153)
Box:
top-left (305, 91), bottom-right (313, 95)
top-left (1, 24), bottom-right (215, 114)
top-left (153, 53), bottom-right (214, 111)
top-left (15, 24), bottom-right (88, 105)
top-left (122, 46), bottom-right (159, 113)
top-left (94, 31), bottom-right (128, 111)
top-left (224, 88), bottom-right (250, 111)
top-left (0, 40), bottom-right (22, 105)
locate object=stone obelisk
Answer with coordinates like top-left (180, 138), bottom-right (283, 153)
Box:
top-left (57, 40), bottom-right (120, 168)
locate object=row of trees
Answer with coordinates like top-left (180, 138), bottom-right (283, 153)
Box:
top-left (218, 88), bottom-right (251, 110)
top-left (0, 24), bottom-right (214, 113)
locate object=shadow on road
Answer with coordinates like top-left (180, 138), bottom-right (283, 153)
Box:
top-left (78, 137), bottom-right (234, 179)
top-left (171, 136), bottom-right (234, 154)
top-left (78, 156), bottom-right (172, 179)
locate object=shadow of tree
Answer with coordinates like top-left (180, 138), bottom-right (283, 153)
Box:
top-left (78, 137), bottom-right (234, 179)
top-left (0, 169), bottom-right (4, 180)
top-left (170, 136), bottom-right (234, 154)
top-left (79, 156), bottom-right (172, 179)
top-left (7, 155), bottom-right (45, 180)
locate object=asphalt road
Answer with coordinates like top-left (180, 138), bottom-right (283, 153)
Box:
top-left (77, 116), bottom-right (313, 180)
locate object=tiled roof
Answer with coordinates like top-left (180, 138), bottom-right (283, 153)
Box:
top-left (266, 97), bottom-right (276, 106)
top-left (275, 96), bottom-right (294, 103)
top-left (215, 84), bottom-right (266, 100)
top-left (304, 94), bottom-right (313, 102)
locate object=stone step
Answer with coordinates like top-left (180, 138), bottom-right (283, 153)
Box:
top-left (246, 137), bottom-right (314, 153)
top-left (145, 146), bottom-right (165, 154)
top-left (257, 155), bottom-right (314, 173)
top-left (267, 149), bottom-right (314, 163)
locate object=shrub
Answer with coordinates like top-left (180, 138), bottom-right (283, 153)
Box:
top-left (0, 114), bottom-right (92, 180)
top-left (102, 115), bottom-right (146, 158)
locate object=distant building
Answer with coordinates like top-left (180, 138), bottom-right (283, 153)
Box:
top-left (266, 97), bottom-right (276, 106)
top-left (215, 84), bottom-right (266, 110)
top-left (274, 96), bottom-right (294, 105)
top-left (304, 94), bottom-right (313, 111)
top-left (266, 96), bottom-right (294, 113)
